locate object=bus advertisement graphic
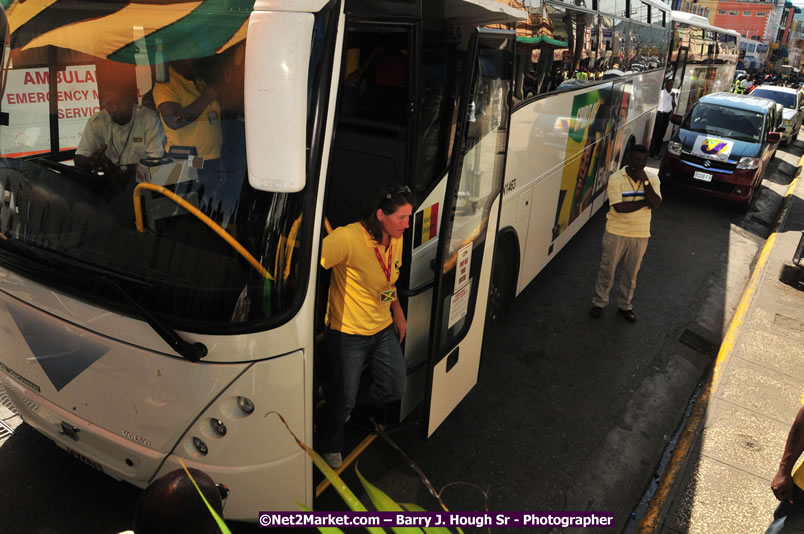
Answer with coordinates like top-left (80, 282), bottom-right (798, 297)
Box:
top-left (552, 86), bottom-right (612, 241)
top-left (594, 83), bottom-right (630, 200)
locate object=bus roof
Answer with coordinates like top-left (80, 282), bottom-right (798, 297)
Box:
top-left (671, 10), bottom-right (740, 38)
top-left (443, 0), bottom-right (527, 25)
top-left (642, 0), bottom-right (672, 14)
top-left (254, 0), bottom-right (529, 23)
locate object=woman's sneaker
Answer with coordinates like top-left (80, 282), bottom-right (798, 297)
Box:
top-left (323, 452), bottom-right (343, 469)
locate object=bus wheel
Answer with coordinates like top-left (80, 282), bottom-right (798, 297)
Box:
top-left (487, 247), bottom-right (513, 323)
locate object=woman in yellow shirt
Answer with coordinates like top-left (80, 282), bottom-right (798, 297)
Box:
top-left (319, 184), bottom-right (415, 469)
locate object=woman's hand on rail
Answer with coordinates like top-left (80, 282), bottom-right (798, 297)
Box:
top-left (391, 298), bottom-right (407, 343)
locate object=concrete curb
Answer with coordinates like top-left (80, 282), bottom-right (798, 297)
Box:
top-left (634, 156), bottom-right (803, 533)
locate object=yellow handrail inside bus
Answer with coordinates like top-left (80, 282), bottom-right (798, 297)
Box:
top-left (132, 182), bottom-right (272, 280)
top-left (279, 214), bottom-right (303, 281)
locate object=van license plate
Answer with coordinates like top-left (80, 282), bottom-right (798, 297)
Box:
top-left (693, 171), bottom-right (713, 182)
top-left (65, 447), bottom-right (104, 473)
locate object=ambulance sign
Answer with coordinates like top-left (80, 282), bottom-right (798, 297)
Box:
top-left (1, 65), bottom-right (99, 157)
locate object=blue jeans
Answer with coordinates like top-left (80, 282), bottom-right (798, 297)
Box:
top-left (320, 325), bottom-right (406, 453)
top-left (766, 485), bottom-right (804, 533)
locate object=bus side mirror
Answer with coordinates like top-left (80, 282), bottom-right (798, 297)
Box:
top-left (671, 113), bottom-right (682, 125)
top-left (768, 131), bottom-right (781, 144)
top-left (244, 11), bottom-right (313, 193)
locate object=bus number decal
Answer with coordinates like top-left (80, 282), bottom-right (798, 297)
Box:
top-left (503, 179), bottom-right (516, 195)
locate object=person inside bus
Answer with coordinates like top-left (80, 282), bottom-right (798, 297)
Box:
top-left (153, 58), bottom-right (222, 163)
top-left (125, 467), bottom-right (227, 534)
top-left (153, 58), bottom-right (228, 220)
top-left (343, 39), bottom-right (409, 125)
top-left (589, 145), bottom-right (661, 323)
top-left (318, 183), bottom-right (415, 469)
top-left (74, 62), bottom-right (165, 176)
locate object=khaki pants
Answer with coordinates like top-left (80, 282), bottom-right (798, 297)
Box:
top-left (592, 230), bottom-right (649, 311)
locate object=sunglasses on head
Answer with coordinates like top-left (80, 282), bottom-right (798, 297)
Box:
top-left (385, 184), bottom-right (411, 200)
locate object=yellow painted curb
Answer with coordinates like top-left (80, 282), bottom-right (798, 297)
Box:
top-left (636, 162), bottom-right (802, 533)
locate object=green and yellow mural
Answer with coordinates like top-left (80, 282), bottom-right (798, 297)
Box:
top-left (552, 86), bottom-right (612, 241)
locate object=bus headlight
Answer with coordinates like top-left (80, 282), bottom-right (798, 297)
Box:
top-left (736, 157), bottom-right (759, 170)
top-left (193, 436), bottom-right (209, 455)
top-left (668, 141), bottom-right (682, 155)
top-left (210, 418), bottom-right (227, 436)
top-left (237, 396), bottom-right (255, 415)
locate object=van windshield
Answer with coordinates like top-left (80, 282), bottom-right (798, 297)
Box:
top-left (750, 89), bottom-right (797, 109)
top-left (683, 103), bottom-right (765, 143)
top-left (0, 2), bottom-right (331, 333)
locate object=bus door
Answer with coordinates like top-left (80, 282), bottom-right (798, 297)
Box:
top-left (422, 29), bottom-right (514, 437)
top-left (324, 21), bottom-right (419, 230)
top-left (670, 47), bottom-right (689, 116)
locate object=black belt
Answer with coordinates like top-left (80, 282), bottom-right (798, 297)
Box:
top-left (658, 111), bottom-right (671, 115)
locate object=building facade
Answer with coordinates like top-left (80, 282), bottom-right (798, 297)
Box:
top-left (712, 0), bottom-right (776, 42)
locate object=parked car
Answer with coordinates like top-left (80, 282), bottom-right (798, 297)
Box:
top-left (659, 92), bottom-right (781, 207)
top-left (748, 85), bottom-right (804, 146)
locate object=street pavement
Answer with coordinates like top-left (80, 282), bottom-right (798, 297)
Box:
top-left (639, 154), bottom-right (804, 533)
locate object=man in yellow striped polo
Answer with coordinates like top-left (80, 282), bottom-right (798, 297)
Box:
top-left (589, 145), bottom-right (661, 323)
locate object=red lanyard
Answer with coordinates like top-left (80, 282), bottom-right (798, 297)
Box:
top-left (374, 245), bottom-right (393, 284)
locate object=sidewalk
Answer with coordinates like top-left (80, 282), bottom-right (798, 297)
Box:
top-left (639, 165), bottom-right (804, 533)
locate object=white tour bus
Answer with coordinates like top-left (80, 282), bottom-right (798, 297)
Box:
top-left (0, 0), bottom-right (527, 520)
top-left (0, 0), bottom-right (676, 520)
top-left (665, 11), bottom-right (740, 120)
top-left (490, 0), bottom-right (671, 311)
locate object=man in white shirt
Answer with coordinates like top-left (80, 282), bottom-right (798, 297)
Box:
top-left (649, 79), bottom-right (677, 158)
top-left (742, 75), bottom-right (755, 93)
top-left (75, 64), bottom-right (165, 176)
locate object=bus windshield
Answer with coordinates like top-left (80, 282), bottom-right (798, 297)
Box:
top-left (750, 88), bottom-right (797, 109)
top-left (683, 103), bottom-right (764, 143)
top-left (0, 2), bottom-right (327, 332)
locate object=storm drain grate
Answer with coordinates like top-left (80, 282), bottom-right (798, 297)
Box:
top-left (679, 328), bottom-right (719, 357)
top-left (751, 215), bottom-right (772, 228)
top-left (775, 314), bottom-right (803, 330)
top-left (0, 419), bottom-right (13, 440)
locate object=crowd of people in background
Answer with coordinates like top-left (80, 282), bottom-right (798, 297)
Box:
top-left (733, 70), bottom-right (804, 95)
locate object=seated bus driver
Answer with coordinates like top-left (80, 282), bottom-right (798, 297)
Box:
top-left (74, 66), bottom-right (165, 175)
top-left (153, 59), bottom-right (222, 163)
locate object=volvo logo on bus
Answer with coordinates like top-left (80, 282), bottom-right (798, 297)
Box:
top-left (703, 160), bottom-right (711, 168)
top-left (121, 429), bottom-right (152, 447)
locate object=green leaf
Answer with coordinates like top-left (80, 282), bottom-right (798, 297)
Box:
top-left (264, 411), bottom-right (385, 533)
top-left (399, 504), bottom-right (454, 534)
top-left (356, 467), bottom-right (423, 534)
top-left (298, 502), bottom-right (345, 534)
top-left (308, 449), bottom-right (368, 512)
top-left (178, 459), bottom-right (231, 534)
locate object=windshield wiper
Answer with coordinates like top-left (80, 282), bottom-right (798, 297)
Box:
top-left (0, 236), bottom-right (208, 362)
top-left (97, 275), bottom-right (208, 362)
